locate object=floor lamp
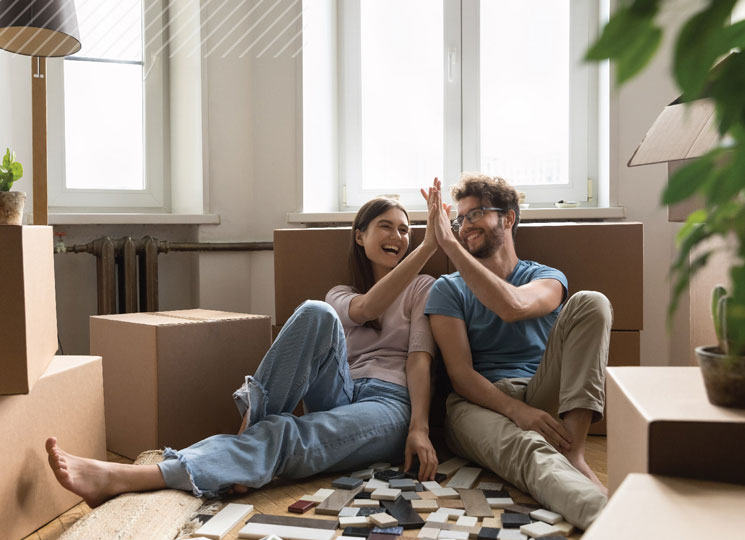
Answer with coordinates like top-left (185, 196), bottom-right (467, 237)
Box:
top-left (0, 0), bottom-right (81, 225)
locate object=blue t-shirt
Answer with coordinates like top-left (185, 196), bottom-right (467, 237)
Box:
top-left (425, 259), bottom-right (568, 382)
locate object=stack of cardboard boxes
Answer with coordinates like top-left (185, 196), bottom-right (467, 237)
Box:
top-left (1, 225), bottom-right (273, 539)
top-left (0, 225), bottom-right (107, 540)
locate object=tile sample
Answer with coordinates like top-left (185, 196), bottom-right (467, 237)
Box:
top-left (381, 498), bottom-right (426, 529)
top-left (365, 478), bottom-right (390, 492)
top-left (400, 491), bottom-right (421, 501)
top-left (352, 499), bottom-right (381, 507)
top-left (436, 508), bottom-right (465, 520)
top-left (499, 513), bottom-right (530, 529)
top-left (481, 518), bottom-right (500, 529)
top-left (418, 527), bottom-right (441, 540)
top-left (339, 507), bottom-right (361, 518)
top-left (425, 512), bottom-right (449, 526)
top-left (553, 521), bottom-right (574, 536)
top-left (315, 485), bottom-right (364, 516)
top-left (357, 507), bottom-right (382, 517)
top-left (430, 487), bottom-right (459, 499)
top-left (482, 490), bottom-right (509, 499)
top-left (458, 489), bottom-right (492, 518)
top-left (446, 468), bottom-right (482, 490)
top-left (334, 477), bottom-right (365, 490)
top-left (390, 478), bottom-right (417, 491)
top-left (476, 482), bottom-right (504, 491)
top-left (437, 457), bottom-right (469, 477)
top-left (529, 509), bottom-right (563, 525)
top-left (371, 462), bottom-right (392, 471)
top-left (437, 499), bottom-right (465, 509)
top-left (418, 491), bottom-right (439, 500)
top-left (343, 527), bottom-right (373, 538)
top-left (371, 526), bottom-right (404, 535)
top-left (486, 498), bottom-right (513, 509)
top-left (519, 521), bottom-right (561, 538)
top-left (194, 503), bottom-right (253, 540)
top-left (477, 527), bottom-right (501, 540)
top-left (411, 499), bottom-right (439, 512)
top-left (247, 514), bottom-right (338, 530)
top-left (421, 481), bottom-right (442, 491)
top-left (502, 504), bottom-right (539, 515)
top-left (289, 500), bottom-right (319, 514)
top-left (238, 523), bottom-right (335, 540)
top-left (339, 516), bottom-right (371, 528)
top-left (375, 469), bottom-right (408, 482)
top-left (352, 468), bottom-right (375, 480)
top-left (371, 488), bottom-right (402, 501)
top-left (496, 530), bottom-right (527, 540)
top-left (454, 516), bottom-right (478, 528)
top-left (303, 488), bottom-right (336, 503)
top-left (438, 530), bottom-right (469, 540)
top-left (369, 513), bottom-right (399, 528)
top-left (368, 533), bottom-right (399, 540)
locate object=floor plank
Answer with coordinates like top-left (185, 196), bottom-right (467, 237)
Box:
top-left (23, 436), bottom-right (607, 540)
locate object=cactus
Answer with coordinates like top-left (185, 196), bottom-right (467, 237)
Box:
top-left (0, 148), bottom-right (23, 192)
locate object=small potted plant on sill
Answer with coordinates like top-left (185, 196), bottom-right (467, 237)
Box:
top-left (0, 148), bottom-right (25, 225)
top-left (696, 286), bottom-right (745, 408)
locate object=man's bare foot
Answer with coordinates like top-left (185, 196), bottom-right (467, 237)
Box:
top-left (45, 437), bottom-right (118, 508)
top-left (238, 410), bottom-right (249, 435)
top-left (565, 451), bottom-right (608, 496)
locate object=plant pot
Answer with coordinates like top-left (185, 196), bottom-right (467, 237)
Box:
top-left (0, 191), bottom-right (26, 225)
top-left (695, 345), bottom-right (745, 409)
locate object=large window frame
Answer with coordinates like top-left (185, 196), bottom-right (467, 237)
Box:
top-left (327, 0), bottom-right (601, 210)
top-left (47, 0), bottom-right (169, 212)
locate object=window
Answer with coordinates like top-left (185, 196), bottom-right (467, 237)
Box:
top-left (48, 0), bottom-right (168, 211)
top-left (304, 0), bottom-right (604, 210)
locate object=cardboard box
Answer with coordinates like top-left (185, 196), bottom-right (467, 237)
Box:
top-left (607, 366), bottom-right (745, 494)
top-left (0, 355), bottom-right (106, 540)
top-left (91, 309), bottom-right (271, 460)
top-left (583, 473), bottom-right (745, 540)
top-left (627, 97), bottom-right (719, 222)
top-left (0, 225), bottom-right (58, 394)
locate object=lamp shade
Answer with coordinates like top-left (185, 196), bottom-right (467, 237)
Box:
top-left (0, 0), bottom-right (81, 57)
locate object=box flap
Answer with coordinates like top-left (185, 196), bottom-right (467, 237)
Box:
top-left (90, 309), bottom-right (269, 327)
top-left (628, 98), bottom-right (719, 167)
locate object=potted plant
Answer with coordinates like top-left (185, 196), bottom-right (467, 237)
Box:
top-left (586, 0), bottom-right (745, 407)
top-left (0, 148), bottom-right (25, 225)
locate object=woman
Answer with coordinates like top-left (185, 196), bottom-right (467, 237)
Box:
top-left (45, 188), bottom-right (446, 507)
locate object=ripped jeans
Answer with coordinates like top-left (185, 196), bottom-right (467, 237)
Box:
top-left (157, 300), bottom-right (412, 498)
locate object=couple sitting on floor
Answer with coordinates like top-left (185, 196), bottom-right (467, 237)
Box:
top-left (46, 174), bottom-right (612, 530)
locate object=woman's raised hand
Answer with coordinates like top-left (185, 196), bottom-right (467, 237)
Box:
top-left (420, 177), bottom-right (452, 248)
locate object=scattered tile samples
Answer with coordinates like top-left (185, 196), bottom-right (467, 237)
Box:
top-left (342, 527), bottom-right (373, 538)
top-left (421, 481), bottom-right (442, 491)
top-left (430, 487), bottom-right (459, 499)
top-left (437, 529), bottom-right (469, 540)
top-left (476, 482), bottom-right (504, 491)
top-left (435, 508), bottom-right (465, 520)
top-left (247, 514), bottom-right (338, 530)
top-left (352, 468), bottom-right (375, 480)
top-left (315, 486), bottom-right (364, 515)
top-left (495, 530), bottom-right (527, 540)
top-left (436, 457), bottom-right (468, 476)
top-left (502, 503), bottom-right (539, 515)
top-left (446, 468), bottom-right (482, 490)
top-left (411, 499), bottom-right (439, 512)
top-left (352, 499), bottom-right (381, 507)
top-left (552, 521), bottom-right (574, 536)
top-left (519, 521), bottom-right (562, 538)
top-left (529, 508), bottom-right (563, 525)
top-left (458, 489), bottom-right (492, 518)
top-left (338, 516), bottom-right (370, 528)
top-left (238, 522), bottom-right (335, 540)
top-left (364, 478), bottom-right (389, 492)
top-left (303, 488), bottom-right (336, 503)
top-left (371, 526), bottom-right (404, 535)
top-left (477, 527), bottom-right (501, 540)
top-left (339, 507), bottom-right (360, 518)
top-left (369, 512), bottom-right (399, 528)
top-left (334, 477), bottom-right (364, 490)
top-left (289, 500), bottom-right (319, 514)
top-left (486, 498), bottom-right (513, 509)
top-left (418, 527), bottom-right (441, 540)
top-left (454, 515), bottom-right (478, 529)
top-left (381, 498), bottom-right (426, 529)
top-left (481, 517), bottom-right (500, 529)
top-left (371, 488), bottom-right (402, 501)
top-left (500, 513), bottom-right (531, 529)
top-left (400, 491), bottom-right (421, 501)
top-left (389, 478), bottom-right (417, 491)
top-left (357, 507), bottom-right (382, 517)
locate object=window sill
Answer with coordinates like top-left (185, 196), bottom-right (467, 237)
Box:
top-left (40, 213), bottom-right (221, 225)
top-left (288, 206), bottom-right (626, 224)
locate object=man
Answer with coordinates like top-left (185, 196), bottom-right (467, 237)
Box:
top-left (423, 174), bottom-right (611, 530)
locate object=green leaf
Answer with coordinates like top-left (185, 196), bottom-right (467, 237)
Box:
top-left (8, 162), bottom-right (22, 181)
top-left (674, 0), bottom-right (738, 100)
top-left (586, 8), bottom-right (640, 60)
top-left (710, 52), bottom-right (745, 135)
top-left (712, 285), bottom-right (727, 346)
top-left (616, 24), bottom-right (663, 85)
top-left (676, 209), bottom-right (707, 245)
top-left (1, 148), bottom-right (10, 171)
top-left (722, 19), bottom-right (745, 49)
top-left (661, 151), bottom-right (718, 205)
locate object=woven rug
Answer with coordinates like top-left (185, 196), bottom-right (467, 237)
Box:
top-left (59, 450), bottom-right (204, 540)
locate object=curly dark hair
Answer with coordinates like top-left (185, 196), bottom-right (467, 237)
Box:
top-left (450, 173), bottom-right (520, 241)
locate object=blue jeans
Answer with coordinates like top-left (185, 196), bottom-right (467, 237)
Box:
top-left (158, 300), bottom-right (412, 498)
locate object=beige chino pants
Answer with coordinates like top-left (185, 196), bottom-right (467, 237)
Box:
top-left (445, 291), bottom-right (613, 531)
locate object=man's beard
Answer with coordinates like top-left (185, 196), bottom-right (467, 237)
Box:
top-left (463, 220), bottom-right (505, 259)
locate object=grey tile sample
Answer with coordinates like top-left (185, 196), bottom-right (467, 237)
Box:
top-left (500, 514), bottom-right (530, 529)
top-left (247, 514), bottom-right (338, 530)
top-left (315, 485), bottom-right (364, 515)
top-left (381, 499), bottom-right (425, 530)
top-left (343, 527), bottom-right (372, 538)
top-left (482, 490), bottom-right (509, 499)
top-left (400, 491), bottom-right (421, 501)
top-left (334, 477), bottom-right (364, 490)
top-left (357, 507), bottom-right (382, 517)
top-left (389, 479), bottom-right (417, 491)
top-left (477, 527), bottom-right (501, 540)
top-left (372, 526), bottom-right (404, 535)
top-left (502, 503), bottom-right (539, 515)
top-left (458, 489), bottom-right (492, 518)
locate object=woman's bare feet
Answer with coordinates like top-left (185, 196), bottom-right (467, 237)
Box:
top-left (46, 437), bottom-right (119, 508)
top-left (46, 437), bottom-right (167, 508)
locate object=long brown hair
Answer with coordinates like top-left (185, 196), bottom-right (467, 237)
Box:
top-left (348, 198), bottom-right (410, 329)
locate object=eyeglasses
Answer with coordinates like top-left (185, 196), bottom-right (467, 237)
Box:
top-left (452, 207), bottom-right (503, 231)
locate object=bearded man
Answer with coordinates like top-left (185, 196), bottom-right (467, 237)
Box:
top-left (423, 174), bottom-right (611, 530)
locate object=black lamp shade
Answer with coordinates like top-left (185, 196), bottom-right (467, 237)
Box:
top-left (0, 0), bottom-right (81, 57)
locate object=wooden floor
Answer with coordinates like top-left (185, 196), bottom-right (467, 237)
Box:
top-left (25, 436), bottom-right (608, 540)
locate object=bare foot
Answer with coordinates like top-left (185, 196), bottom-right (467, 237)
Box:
top-left (46, 437), bottom-right (120, 508)
top-left (565, 451), bottom-right (608, 496)
top-left (238, 410), bottom-right (249, 435)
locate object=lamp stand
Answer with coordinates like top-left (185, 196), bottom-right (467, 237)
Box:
top-left (31, 56), bottom-right (47, 226)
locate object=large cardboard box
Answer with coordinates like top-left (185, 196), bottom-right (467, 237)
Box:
top-left (91, 309), bottom-right (271, 460)
top-left (607, 366), bottom-right (745, 494)
top-left (0, 355), bottom-right (106, 540)
top-left (583, 473), bottom-right (745, 540)
top-left (0, 225), bottom-right (58, 394)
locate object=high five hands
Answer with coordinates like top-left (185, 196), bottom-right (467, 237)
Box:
top-left (420, 177), bottom-right (454, 248)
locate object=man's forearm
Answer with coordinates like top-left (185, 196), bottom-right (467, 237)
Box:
top-left (449, 367), bottom-right (521, 420)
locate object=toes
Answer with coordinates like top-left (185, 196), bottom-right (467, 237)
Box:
top-left (45, 437), bottom-right (57, 453)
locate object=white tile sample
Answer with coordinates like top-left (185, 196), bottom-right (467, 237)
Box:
top-left (425, 512), bottom-right (449, 525)
top-left (351, 499), bottom-right (380, 507)
top-left (352, 468), bottom-right (374, 480)
top-left (454, 516), bottom-right (478, 528)
top-left (486, 497), bottom-right (513, 509)
top-left (371, 488), bottom-right (401, 501)
top-left (364, 478), bottom-right (389, 492)
top-left (553, 520), bottom-right (574, 536)
top-left (339, 507), bottom-right (360, 517)
top-left (194, 503), bottom-right (254, 540)
top-left (338, 516), bottom-right (370, 528)
top-left (529, 508), bottom-right (563, 525)
top-left (437, 508), bottom-right (465, 520)
top-left (481, 517), bottom-right (500, 529)
top-left (238, 523), bottom-right (335, 540)
top-left (411, 499), bottom-right (439, 511)
top-left (446, 467), bottom-right (482, 489)
top-left (437, 457), bottom-right (468, 476)
top-left (519, 521), bottom-right (561, 538)
top-left (421, 481), bottom-right (442, 491)
top-left (496, 530), bottom-right (527, 540)
top-left (418, 527), bottom-right (441, 540)
top-left (430, 487), bottom-right (459, 499)
top-left (369, 512), bottom-right (398, 527)
top-left (370, 462), bottom-right (391, 471)
top-left (438, 530), bottom-right (468, 540)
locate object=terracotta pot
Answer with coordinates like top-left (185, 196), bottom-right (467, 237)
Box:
top-left (696, 345), bottom-right (745, 409)
top-left (0, 191), bottom-right (25, 225)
